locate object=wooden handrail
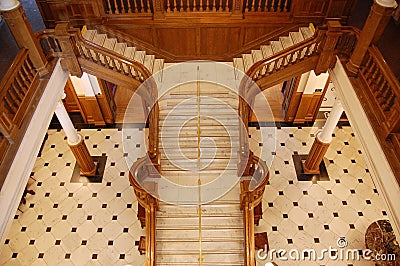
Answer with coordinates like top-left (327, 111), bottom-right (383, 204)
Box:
top-left (129, 156), bottom-right (159, 266)
top-left (0, 48), bottom-right (39, 142)
top-left (240, 154), bottom-right (269, 266)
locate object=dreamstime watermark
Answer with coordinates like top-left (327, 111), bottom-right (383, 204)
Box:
top-left (257, 237), bottom-right (397, 263)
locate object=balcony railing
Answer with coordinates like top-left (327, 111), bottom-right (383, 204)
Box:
top-left (102, 0), bottom-right (292, 15)
top-left (0, 49), bottom-right (39, 143)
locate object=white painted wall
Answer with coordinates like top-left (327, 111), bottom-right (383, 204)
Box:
top-left (0, 60), bottom-right (69, 250)
top-left (69, 72), bottom-right (101, 96)
top-left (303, 70), bottom-right (329, 94)
top-left (329, 57), bottom-right (400, 240)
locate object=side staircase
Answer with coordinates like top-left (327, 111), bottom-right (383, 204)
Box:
top-left (81, 26), bottom-right (165, 81)
top-left (233, 24), bottom-right (315, 79)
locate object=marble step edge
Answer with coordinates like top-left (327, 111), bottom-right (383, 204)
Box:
top-left (155, 236), bottom-right (244, 242)
top-left (156, 262), bottom-right (244, 266)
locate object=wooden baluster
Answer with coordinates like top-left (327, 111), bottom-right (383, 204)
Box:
top-left (200, 0), bottom-right (204, 11)
top-left (106, 0), bottom-right (113, 13)
top-left (140, 0), bottom-right (146, 12)
top-left (7, 89), bottom-right (20, 110)
top-left (15, 74), bottom-right (27, 93)
top-left (113, 0), bottom-right (120, 14)
top-left (120, 0), bottom-right (127, 13)
top-left (186, 0), bottom-right (190, 11)
top-left (126, 0), bottom-right (133, 13)
top-left (224, 0), bottom-right (229, 12)
top-left (11, 83), bottom-right (23, 103)
top-left (21, 64), bottom-right (33, 83)
top-left (257, 0), bottom-right (262, 12)
top-left (284, 0), bottom-right (289, 12)
top-left (205, 0), bottom-right (209, 11)
top-left (132, 0), bottom-right (139, 12)
top-left (249, 0), bottom-right (256, 12)
top-left (180, 0), bottom-right (184, 11)
top-left (385, 93), bottom-right (396, 112)
top-left (4, 94), bottom-right (18, 114)
top-left (173, 0), bottom-right (178, 12)
top-left (166, 0), bottom-right (171, 12)
top-left (146, 0), bottom-right (151, 12)
top-left (212, 0), bottom-right (216, 11)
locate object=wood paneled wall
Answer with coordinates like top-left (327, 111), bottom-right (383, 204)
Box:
top-left (35, 0), bottom-right (358, 61)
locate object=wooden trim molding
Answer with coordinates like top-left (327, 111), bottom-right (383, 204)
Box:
top-left (77, 95), bottom-right (106, 126)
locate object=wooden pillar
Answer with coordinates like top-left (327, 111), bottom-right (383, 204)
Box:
top-left (314, 20), bottom-right (342, 75)
top-left (304, 98), bottom-right (344, 174)
top-left (1, 1), bottom-right (48, 76)
top-left (346, 0), bottom-right (397, 76)
top-left (54, 101), bottom-right (96, 176)
top-left (54, 23), bottom-right (83, 77)
top-left (152, 0), bottom-right (165, 19)
top-left (69, 135), bottom-right (96, 176)
top-left (232, 0), bottom-right (244, 18)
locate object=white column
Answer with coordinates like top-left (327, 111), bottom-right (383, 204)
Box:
top-left (0, 0), bottom-right (20, 11)
top-left (318, 98), bottom-right (344, 143)
top-left (54, 100), bottom-right (80, 145)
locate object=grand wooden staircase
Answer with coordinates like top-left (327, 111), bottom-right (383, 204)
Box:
top-left (2, 18), bottom-right (395, 266)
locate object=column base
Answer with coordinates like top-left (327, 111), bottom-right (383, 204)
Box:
top-left (68, 134), bottom-right (96, 176)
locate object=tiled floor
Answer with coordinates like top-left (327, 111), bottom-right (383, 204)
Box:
top-left (0, 123), bottom-right (389, 265)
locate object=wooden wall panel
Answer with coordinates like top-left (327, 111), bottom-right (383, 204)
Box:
top-left (156, 28), bottom-right (197, 57)
top-left (199, 27), bottom-right (241, 56)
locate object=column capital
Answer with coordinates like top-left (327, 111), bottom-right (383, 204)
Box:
top-left (0, 0), bottom-right (20, 12)
top-left (375, 0), bottom-right (398, 8)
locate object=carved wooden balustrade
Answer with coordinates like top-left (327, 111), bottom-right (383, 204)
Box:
top-left (240, 154), bottom-right (269, 266)
top-left (101, 0), bottom-right (292, 15)
top-left (129, 156), bottom-right (159, 266)
top-left (0, 49), bottom-right (39, 145)
top-left (359, 45), bottom-right (400, 138)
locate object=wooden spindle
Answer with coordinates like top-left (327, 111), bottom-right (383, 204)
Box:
top-left (132, 0), bottom-right (139, 12)
top-left (200, 0), bottom-right (204, 11)
top-left (186, 0), bottom-right (190, 11)
top-left (146, 0), bottom-right (151, 12)
top-left (212, 0), bottom-right (216, 11)
top-left (224, 0), bottom-right (229, 12)
top-left (250, 0), bottom-right (255, 11)
top-left (139, 0), bottom-right (145, 12)
top-left (106, 0), bottom-right (113, 13)
top-left (179, 0), bottom-right (183, 11)
top-left (205, 0), bottom-right (209, 11)
top-left (173, 0), bottom-right (178, 12)
top-left (4, 95), bottom-right (17, 114)
top-left (166, 0), bottom-right (171, 12)
top-left (257, 0), bottom-right (262, 12)
top-left (126, 0), bottom-right (133, 13)
top-left (113, 0), bottom-right (120, 14)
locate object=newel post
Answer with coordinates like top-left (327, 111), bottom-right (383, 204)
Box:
top-left (346, 0), bottom-right (397, 76)
top-left (232, 0), bottom-right (245, 18)
top-left (314, 20), bottom-right (342, 75)
top-left (152, 0), bottom-right (165, 19)
top-left (55, 23), bottom-right (83, 77)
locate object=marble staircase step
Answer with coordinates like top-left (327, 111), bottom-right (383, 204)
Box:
top-left (155, 252), bottom-right (244, 265)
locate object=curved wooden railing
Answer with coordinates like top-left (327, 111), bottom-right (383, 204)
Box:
top-left (37, 24), bottom-right (160, 164)
top-left (238, 27), bottom-right (327, 157)
top-left (240, 154), bottom-right (269, 266)
top-left (0, 49), bottom-right (39, 143)
top-left (129, 156), bottom-right (159, 266)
